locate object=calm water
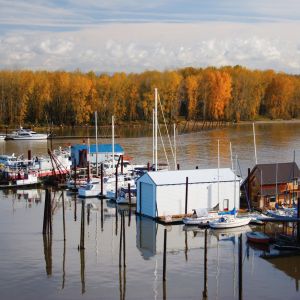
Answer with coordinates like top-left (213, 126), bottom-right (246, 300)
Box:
top-left (0, 122), bottom-right (300, 300)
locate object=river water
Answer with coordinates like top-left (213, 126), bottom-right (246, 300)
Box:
top-left (0, 122), bottom-right (300, 299)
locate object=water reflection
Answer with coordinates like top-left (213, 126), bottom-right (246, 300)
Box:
top-left (42, 234), bottom-right (52, 277)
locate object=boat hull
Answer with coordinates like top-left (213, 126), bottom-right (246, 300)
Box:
top-left (246, 232), bottom-right (270, 244)
top-left (210, 217), bottom-right (251, 229)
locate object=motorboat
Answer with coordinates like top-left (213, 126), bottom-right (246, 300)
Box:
top-left (209, 215), bottom-right (251, 229)
top-left (246, 231), bottom-right (270, 244)
top-left (6, 127), bottom-right (49, 140)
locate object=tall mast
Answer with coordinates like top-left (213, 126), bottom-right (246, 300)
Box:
top-left (230, 141), bottom-right (233, 170)
top-left (218, 139), bottom-right (220, 208)
top-left (253, 123), bottom-right (258, 165)
top-left (155, 88), bottom-right (158, 171)
top-left (174, 123), bottom-right (176, 170)
top-left (112, 115), bottom-right (115, 170)
top-left (153, 109), bottom-right (155, 167)
top-left (95, 111), bottom-right (98, 176)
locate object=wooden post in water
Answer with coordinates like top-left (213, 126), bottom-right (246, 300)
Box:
top-left (122, 212), bottom-right (126, 268)
top-left (28, 149), bottom-right (31, 161)
top-left (163, 228), bottom-right (167, 281)
top-left (121, 155), bottom-right (124, 174)
top-left (62, 191), bottom-right (66, 241)
top-left (48, 189), bottom-right (52, 235)
top-left (247, 168), bottom-right (251, 206)
top-left (74, 195), bottom-right (77, 222)
top-left (115, 166), bottom-right (119, 200)
top-left (185, 177), bottom-right (189, 215)
top-left (74, 159), bottom-right (77, 190)
top-left (100, 163), bottom-right (103, 196)
top-left (147, 162), bottom-right (150, 172)
top-left (115, 206), bottom-right (118, 236)
top-left (202, 228), bottom-right (208, 298)
top-left (128, 183), bottom-right (132, 226)
top-left (177, 163), bottom-right (180, 170)
top-left (238, 233), bottom-right (243, 300)
top-left (80, 200), bottom-right (85, 250)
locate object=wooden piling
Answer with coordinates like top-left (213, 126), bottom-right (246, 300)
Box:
top-left (239, 233), bottom-right (243, 300)
top-left (202, 228), bottom-right (208, 298)
top-left (247, 168), bottom-right (251, 204)
top-left (115, 166), bottom-right (118, 200)
top-left (177, 163), bottom-right (180, 170)
top-left (128, 183), bottom-right (132, 206)
top-left (163, 228), bottom-right (167, 281)
top-left (119, 211), bottom-right (123, 267)
top-left (74, 195), bottom-right (77, 221)
top-left (62, 191), bottom-right (66, 241)
top-left (185, 177), bottom-right (189, 215)
top-left (28, 149), bottom-right (31, 161)
top-left (87, 204), bottom-right (90, 226)
top-left (80, 200), bottom-right (85, 250)
top-left (100, 163), bottom-right (103, 196)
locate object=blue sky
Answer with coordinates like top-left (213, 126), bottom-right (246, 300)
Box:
top-left (0, 0), bottom-right (300, 73)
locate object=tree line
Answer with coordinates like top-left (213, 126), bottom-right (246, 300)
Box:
top-left (0, 65), bottom-right (299, 126)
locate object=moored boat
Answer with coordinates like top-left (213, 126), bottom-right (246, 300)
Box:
top-left (209, 215), bottom-right (251, 229)
top-left (246, 231), bottom-right (270, 244)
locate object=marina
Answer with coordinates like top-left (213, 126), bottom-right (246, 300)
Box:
top-left (0, 122), bottom-right (300, 299)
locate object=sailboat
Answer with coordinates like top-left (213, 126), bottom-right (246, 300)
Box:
top-left (209, 215), bottom-right (251, 229)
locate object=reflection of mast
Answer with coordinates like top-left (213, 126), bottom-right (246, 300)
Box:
top-left (62, 240), bottom-right (66, 289)
top-left (119, 212), bottom-right (126, 300)
top-left (202, 229), bottom-right (208, 299)
top-left (185, 230), bottom-right (188, 261)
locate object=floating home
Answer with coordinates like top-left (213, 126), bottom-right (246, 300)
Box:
top-left (241, 162), bottom-right (300, 210)
top-left (71, 144), bottom-right (124, 167)
top-left (136, 168), bottom-right (240, 219)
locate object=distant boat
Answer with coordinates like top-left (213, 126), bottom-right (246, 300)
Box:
top-left (246, 231), bottom-right (270, 244)
top-left (0, 134), bottom-right (5, 140)
top-left (209, 215), bottom-right (251, 229)
top-left (6, 127), bottom-right (49, 140)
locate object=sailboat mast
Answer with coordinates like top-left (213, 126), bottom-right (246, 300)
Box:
top-left (95, 111), bottom-right (98, 176)
top-left (153, 109), bottom-right (155, 167)
top-left (253, 123), bottom-right (258, 165)
top-left (218, 139), bottom-right (220, 208)
top-left (112, 115), bottom-right (115, 170)
top-left (230, 141), bottom-right (233, 170)
top-left (155, 88), bottom-right (158, 171)
top-left (174, 123), bottom-right (176, 170)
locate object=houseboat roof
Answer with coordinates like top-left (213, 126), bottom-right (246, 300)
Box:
top-left (242, 162), bottom-right (300, 186)
top-left (71, 143), bottom-right (124, 153)
top-left (138, 168), bottom-right (239, 186)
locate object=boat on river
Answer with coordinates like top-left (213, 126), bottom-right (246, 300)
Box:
top-left (0, 135), bottom-right (5, 140)
top-left (78, 178), bottom-right (101, 198)
top-left (6, 127), bottom-right (49, 140)
top-left (246, 231), bottom-right (270, 244)
top-left (183, 208), bottom-right (237, 226)
top-left (209, 215), bottom-right (251, 229)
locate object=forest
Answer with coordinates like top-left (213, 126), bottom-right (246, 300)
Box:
top-left (0, 65), bottom-right (299, 126)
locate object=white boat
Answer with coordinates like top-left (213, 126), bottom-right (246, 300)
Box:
top-left (183, 208), bottom-right (237, 226)
top-left (78, 178), bottom-right (101, 198)
top-left (183, 208), bottom-right (221, 225)
top-left (0, 134), bottom-right (5, 140)
top-left (116, 186), bottom-right (137, 205)
top-left (6, 127), bottom-right (49, 140)
top-left (209, 215), bottom-right (251, 229)
top-left (0, 154), bottom-right (26, 168)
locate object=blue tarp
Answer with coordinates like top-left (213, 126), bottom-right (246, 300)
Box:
top-left (71, 144), bottom-right (124, 153)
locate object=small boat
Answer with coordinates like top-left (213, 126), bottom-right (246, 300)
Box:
top-left (183, 208), bottom-right (237, 226)
top-left (78, 178), bottom-right (101, 198)
top-left (209, 215), bottom-right (251, 229)
top-left (116, 186), bottom-right (137, 205)
top-left (6, 127), bottom-right (49, 140)
top-left (246, 231), bottom-right (270, 244)
top-left (0, 134), bottom-right (5, 140)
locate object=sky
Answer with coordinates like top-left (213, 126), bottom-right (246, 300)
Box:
top-left (0, 0), bottom-right (300, 73)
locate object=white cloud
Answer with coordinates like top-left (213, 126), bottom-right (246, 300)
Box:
top-left (0, 23), bottom-right (299, 73)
